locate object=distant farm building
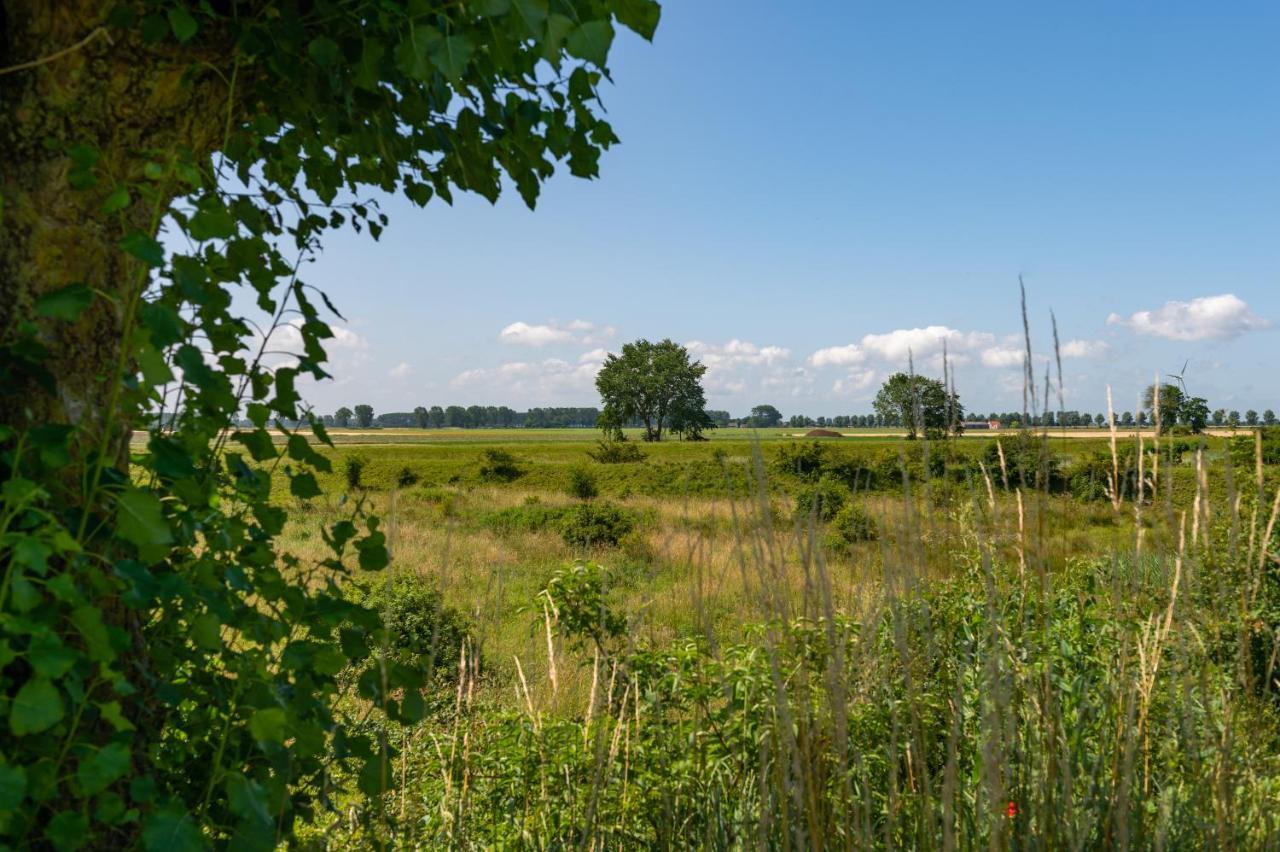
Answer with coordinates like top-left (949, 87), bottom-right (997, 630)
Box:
top-left (805, 429), bottom-right (843, 438)
top-left (962, 420), bottom-right (1001, 431)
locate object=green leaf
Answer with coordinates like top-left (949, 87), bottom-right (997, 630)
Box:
top-left (232, 428), bottom-right (277, 462)
top-left (187, 205), bottom-right (236, 241)
top-left (116, 488), bottom-right (174, 562)
top-left (248, 707), bottom-right (286, 744)
top-left (119, 232), bottom-right (164, 268)
top-left (71, 606), bottom-right (115, 663)
top-left (27, 633), bottom-right (76, 678)
top-left (611, 0), bottom-right (661, 40)
top-left (142, 804), bottom-right (204, 852)
top-left (167, 7), bottom-right (198, 43)
top-left (101, 184), bottom-right (131, 214)
top-left (308, 35), bottom-right (342, 68)
top-left (96, 701), bottom-right (136, 733)
top-left (0, 763), bottom-right (27, 810)
top-left (76, 742), bottom-right (131, 795)
top-left (290, 471), bottom-right (322, 499)
top-left (191, 613), bottom-right (221, 650)
top-left (44, 810), bottom-right (89, 851)
top-left (10, 678), bottom-right (65, 736)
top-left (35, 284), bottom-right (93, 321)
top-left (428, 34), bottom-right (473, 80)
top-left (566, 20), bottom-right (614, 67)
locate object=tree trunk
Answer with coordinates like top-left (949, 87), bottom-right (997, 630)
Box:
top-left (1, 2), bottom-right (232, 447)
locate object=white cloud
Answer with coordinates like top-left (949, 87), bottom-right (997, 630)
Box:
top-left (810, 326), bottom-right (994, 372)
top-left (831, 368), bottom-right (877, 395)
top-left (686, 339), bottom-right (791, 369)
top-left (499, 321), bottom-right (573, 346)
top-left (389, 361), bottom-right (412, 378)
top-left (1107, 294), bottom-right (1269, 341)
top-left (860, 325), bottom-right (994, 363)
top-left (451, 357), bottom-right (597, 397)
top-left (499, 319), bottom-right (617, 347)
top-left (578, 348), bottom-right (610, 365)
top-left (980, 345), bottom-right (1025, 368)
top-left (1059, 338), bottom-right (1109, 359)
top-left (809, 344), bottom-right (865, 367)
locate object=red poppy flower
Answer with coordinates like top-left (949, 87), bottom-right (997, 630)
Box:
top-left (1006, 801), bottom-right (1018, 819)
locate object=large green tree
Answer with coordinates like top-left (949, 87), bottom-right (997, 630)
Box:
top-left (749, 404), bottom-right (783, 428)
top-left (872, 373), bottom-right (963, 440)
top-left (1143, 383), bottom-right (1185, 433)
top-left (596, 339), bottom-right (714, 441)
top-left (0, 1), bottom-right (658, 846)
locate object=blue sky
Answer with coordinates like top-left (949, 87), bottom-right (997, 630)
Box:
top-left (290, 1), bottom-right (1278, 417)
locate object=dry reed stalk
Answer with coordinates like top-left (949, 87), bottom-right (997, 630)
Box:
top-left (513, 655), bottom-right (538, 727)
top-left (543, 599), bottom-right (558, 696)
top-left (1107, 385), bottom-right (1122, 511)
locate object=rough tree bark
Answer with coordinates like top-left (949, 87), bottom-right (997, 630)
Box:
top-left (0, 2), bottom-right (234, 451)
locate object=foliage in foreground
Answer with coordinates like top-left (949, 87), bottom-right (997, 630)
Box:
top-left (0, 1), bottom-right (659, 847)
top-left (327, 510), bottom-right (1280, 848)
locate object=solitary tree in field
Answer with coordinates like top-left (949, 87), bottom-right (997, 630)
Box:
top-left (749, 404), bottom-right (783, 428)
top-left (1246, 410), bottom-right (1259, 426)
top-left (1213, 409), bottom-right (1227, 427)
top-left (1265, 410), bottom-right (1277, 426)
top-left (1143, 383), bottom-right (1185, 434)
top-left (354, 404), bottom-right (375, 428)
top-left (413, 406), bottom-right (430, 429)
top-left (596, 339), bottom-right (714, 441)
top-left (1229, 410), bottom-right (1242, 427)
top-left (334, 407), bottom-right (354, 428)
top-left (872, 373), bottom-right (963, 440)
top-left (1182, 397), bottom-right (1210, 434)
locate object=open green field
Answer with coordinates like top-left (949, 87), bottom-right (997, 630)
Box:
top-left (275, 425), bottom-right (1280, 847)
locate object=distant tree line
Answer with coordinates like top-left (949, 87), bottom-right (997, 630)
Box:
top-left (326, 405), bottom-right (604, 428)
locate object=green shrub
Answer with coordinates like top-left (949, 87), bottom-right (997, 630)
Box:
top-left (560, 501), bottom-right (635, 547)
top-left (794, 475), bottom-right (850, 522)
top-left (825, 502), bottom-right (877, 551)
top-left (478, 448), bottom-right (523, 482)
top-left (589, 438), bottom-right (646, 464)
top-left (982, 432), bottom-right (1064, 491)
top-left (344, 454), bottom-right (368, 490)
top-left (482, 502), bottom-right (568, 535)
top-left (1228, 427), bottom-right (1280, 466)
top-left (538, 561), bottom-right (627, 650)
top-left (396, 465), bottom-right (420, 488)
top-left (351, 573), bottom-right (472, 680)
top-left (772, 441), bottom-right (829, 481)
top-left (567, 466), bottom-right (599, 500)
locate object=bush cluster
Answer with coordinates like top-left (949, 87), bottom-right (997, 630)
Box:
top-left (560, 501), bottom-right (636, 548)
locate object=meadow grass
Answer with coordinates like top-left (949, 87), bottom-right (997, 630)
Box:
top-left (281, 425), bottom-right (1280, 848)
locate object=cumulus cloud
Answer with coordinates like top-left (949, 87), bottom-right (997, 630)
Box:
top-left (1107, 294), bottom-right (1269, 341)
top-left (809, 344), bottom-right (866, 367)
top-left (831, 369), bottom-right (877, 395)
top-left (686, 339), bottom-right (790, 369)
top-left (389, 361), bottom-right (412, 378)
top-left (1059, 339), bottom-right (1109, 358)
top-left (499, 321), bottom-right (573, 346)
top-left (810, 326), bottom-right (994, 371)
top-left (684, 339), bottom-right (801, 398)
top-left (499, 319), bottom-right (617, 347)
top-left (980, 345), bottom-right (1026, 368)
top-left (451, 357), bottom-right (597, 397)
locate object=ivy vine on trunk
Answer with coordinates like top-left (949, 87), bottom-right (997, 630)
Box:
top-left (0, 0), bottom-right (659, 847)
